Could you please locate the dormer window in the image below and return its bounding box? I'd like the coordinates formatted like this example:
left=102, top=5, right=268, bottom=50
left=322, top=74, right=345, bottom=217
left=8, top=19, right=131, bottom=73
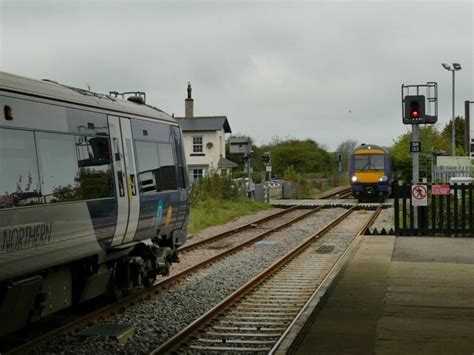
left=193, top=136, right=203, bottom=153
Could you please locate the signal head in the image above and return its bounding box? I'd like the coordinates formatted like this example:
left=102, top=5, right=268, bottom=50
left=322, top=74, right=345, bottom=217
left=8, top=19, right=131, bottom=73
left=404, top=95, right=425, bottom=124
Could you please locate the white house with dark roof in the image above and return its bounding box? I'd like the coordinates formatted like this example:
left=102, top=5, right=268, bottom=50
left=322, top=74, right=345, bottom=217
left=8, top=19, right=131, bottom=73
left=175, top=82, right=238, bottom=182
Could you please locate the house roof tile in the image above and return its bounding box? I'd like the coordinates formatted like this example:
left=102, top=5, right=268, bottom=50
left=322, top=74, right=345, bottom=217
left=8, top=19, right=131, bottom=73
left=175, top=116, right=232, bottom=133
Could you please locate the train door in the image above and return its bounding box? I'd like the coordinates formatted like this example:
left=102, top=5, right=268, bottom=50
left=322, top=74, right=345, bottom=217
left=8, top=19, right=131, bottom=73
left=119, top=117, right=140, bottom=244
left=172, top=127, right=188, bottom=229
left=108, top=115, right=140, bottom=246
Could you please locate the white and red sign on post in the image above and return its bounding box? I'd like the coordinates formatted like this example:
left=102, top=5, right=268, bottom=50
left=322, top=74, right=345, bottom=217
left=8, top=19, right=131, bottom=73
left=411, top=184, right=428, bottom=206
left=432, top=184, right=450, bottom=196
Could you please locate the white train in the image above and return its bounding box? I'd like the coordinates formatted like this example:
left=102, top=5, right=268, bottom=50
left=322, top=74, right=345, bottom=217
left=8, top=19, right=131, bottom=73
left=0, top=72, right=189, bottom=335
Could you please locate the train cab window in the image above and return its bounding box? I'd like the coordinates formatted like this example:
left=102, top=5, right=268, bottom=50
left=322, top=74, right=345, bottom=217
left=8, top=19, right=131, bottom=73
left=0, top=128, right=40, bottom=208
left=36, top=132, right=80, bottom=203
left=354, top=154, right=385, bottom=171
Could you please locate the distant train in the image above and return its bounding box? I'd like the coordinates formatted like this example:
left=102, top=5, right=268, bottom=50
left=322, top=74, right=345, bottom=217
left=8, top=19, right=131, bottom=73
left=0, top=72, right=189, bottom=335
left=349, top=144, right=391, bottom=202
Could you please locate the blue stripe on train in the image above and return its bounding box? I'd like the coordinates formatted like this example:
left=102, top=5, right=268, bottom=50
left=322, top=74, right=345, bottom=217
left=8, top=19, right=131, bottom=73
left=86, top=198, right=117, bottom=249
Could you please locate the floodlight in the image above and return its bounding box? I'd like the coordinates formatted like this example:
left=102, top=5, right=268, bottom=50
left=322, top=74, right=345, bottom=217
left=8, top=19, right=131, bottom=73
left=442, top=63, right=451, bottom=70
left=453, top=63, right=462, bottom=70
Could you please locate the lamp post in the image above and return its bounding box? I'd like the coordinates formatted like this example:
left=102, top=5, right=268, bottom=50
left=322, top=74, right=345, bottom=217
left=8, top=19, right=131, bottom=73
left=442, top=63, right=462, bottom=156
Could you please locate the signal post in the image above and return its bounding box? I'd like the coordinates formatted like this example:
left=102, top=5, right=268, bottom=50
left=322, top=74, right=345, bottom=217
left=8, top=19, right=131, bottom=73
left=401, top=82, right=438, bottom=228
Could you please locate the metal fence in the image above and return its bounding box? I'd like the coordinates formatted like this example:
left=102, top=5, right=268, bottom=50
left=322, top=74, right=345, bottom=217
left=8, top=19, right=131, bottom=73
left=433, top=165, right=472, bottom=182
left=394, top=184, right=474, bottom=237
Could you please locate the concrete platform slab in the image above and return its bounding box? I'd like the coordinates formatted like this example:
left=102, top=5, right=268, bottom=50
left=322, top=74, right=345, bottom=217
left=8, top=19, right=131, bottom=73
left=393, top=237, right=474, bottom=264
left=292, top=236, right=474, bottom=355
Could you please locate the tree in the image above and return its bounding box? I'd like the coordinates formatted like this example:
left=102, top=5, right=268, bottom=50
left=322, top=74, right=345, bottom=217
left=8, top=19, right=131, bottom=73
left=391, top=125, right=448, bottom=183
left=270, top=138, right=331, bottom=176
left=336, top=139, right=358, bottom=154
left=441, top=116, right=465, bottom=155
left=336, top=139, right=358, bottom=173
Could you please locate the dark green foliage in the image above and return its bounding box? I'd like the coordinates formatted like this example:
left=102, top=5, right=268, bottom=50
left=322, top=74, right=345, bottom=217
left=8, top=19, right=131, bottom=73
left=391, top=116, right=468, bottom=183
left=391, top=125, right=450, bottom=182
left=226, top=135, right=336, bottom=179
left=441, top=116, right=466, bottom=155
left=190, top=172, right=241, bottom=207
left=267, top=138, right=332, bottom=176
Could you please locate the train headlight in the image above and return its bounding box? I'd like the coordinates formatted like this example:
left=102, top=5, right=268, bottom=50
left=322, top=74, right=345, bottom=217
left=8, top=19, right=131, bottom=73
left=351, top=176, right=358, bottom=183
left=379, top=175, right=388, bottom=182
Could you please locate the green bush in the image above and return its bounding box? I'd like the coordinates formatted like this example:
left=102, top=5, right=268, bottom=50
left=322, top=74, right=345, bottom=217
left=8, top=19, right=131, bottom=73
left=190, top=172, right=241, bottom=207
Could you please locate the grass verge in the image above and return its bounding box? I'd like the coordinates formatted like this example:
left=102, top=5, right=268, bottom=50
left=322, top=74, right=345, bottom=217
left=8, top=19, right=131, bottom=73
left=188, top=197, right=271, bottom=235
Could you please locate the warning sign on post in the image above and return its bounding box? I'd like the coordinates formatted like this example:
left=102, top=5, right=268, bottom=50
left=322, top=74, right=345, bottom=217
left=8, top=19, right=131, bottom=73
left=432, top=184, right=450, bottom=195
left=411, top=184, right=428, bottom=206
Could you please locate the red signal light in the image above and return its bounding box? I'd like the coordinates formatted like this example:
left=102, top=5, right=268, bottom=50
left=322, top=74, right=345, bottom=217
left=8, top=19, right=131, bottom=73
left=411, top=110, right=420, bottom=118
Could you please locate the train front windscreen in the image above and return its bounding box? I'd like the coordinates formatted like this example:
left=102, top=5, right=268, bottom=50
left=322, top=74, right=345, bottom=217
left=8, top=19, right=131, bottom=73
left=354, top=154, right=385, bottom=171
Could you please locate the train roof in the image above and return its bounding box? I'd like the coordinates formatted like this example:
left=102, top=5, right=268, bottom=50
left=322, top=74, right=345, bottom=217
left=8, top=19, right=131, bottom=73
left=0, top=71, right=176, bottom=123
left=351, top=144, right=388, bottom=154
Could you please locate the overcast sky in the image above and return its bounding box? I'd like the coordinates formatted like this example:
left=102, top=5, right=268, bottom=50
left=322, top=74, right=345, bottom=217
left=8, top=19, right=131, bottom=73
left=1, top=0, right=473, bottom=150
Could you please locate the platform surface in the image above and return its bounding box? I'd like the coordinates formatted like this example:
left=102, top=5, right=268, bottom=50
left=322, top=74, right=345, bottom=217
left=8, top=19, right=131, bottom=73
left=295, top=236, right=474, bottom=355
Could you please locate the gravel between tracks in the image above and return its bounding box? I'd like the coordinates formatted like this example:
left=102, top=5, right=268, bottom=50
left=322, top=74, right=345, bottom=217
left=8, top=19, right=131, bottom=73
left=37, top=207, right=348, bottom=354
left=179, top=210, right=374, bottom=354
left=170, top=208, right=313, bottom=276
left=186, top=207, right=286, bottom=244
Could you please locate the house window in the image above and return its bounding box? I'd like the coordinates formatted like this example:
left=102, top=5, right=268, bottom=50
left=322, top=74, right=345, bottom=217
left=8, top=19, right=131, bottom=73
left=193, top=136, right=203, bottom=153
left=192, top=168, right=203, bottom=182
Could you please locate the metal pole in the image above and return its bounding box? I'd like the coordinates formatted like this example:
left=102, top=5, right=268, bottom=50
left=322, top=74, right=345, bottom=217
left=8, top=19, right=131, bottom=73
left=412, top=124, right=419, bottom=228
left=465, top=101, right=470, bottom=156
left=247, top=153, right=251, bottom=198
left=452, top=70, right=456, bottom=156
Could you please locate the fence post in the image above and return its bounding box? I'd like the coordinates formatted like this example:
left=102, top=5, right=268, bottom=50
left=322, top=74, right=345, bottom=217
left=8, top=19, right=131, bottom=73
left=439, top=195, right=444, bottom=235
left=394, top=184, right=400, bottom=235
left=470, top=184, right=473, bottom=236
left=446, top=191, right=451, bottom=236
left=454, top=184, right=458, bottom=237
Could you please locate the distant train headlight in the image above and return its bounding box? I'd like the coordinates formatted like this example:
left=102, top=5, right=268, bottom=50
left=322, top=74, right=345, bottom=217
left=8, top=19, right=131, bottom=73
left=379, top=175, right=388, bottom=182
left=351, top=176, right=358, bottom=182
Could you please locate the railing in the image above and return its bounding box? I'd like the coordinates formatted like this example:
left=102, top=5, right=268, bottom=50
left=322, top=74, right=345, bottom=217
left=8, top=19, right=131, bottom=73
left=394, top=183, right=473, bottom=237
left=433, top=165, right=472, bottom=182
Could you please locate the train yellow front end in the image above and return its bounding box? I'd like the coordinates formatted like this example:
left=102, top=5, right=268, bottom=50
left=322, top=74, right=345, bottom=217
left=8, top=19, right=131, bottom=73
left=349, top=144, right=391, bottom=202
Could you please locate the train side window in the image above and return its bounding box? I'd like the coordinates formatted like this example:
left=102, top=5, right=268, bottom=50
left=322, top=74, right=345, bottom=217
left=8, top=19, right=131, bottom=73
left=135, top=141, right=160, bottom=194
left=36, top=132, right=79, bottom=203
left=157, top=143, right=177, bottom=191
left=131, top=119, right=171, bottom=143
left=75, top=135, right=114, bottom=199
left=0, top=128, right=40, bottom=209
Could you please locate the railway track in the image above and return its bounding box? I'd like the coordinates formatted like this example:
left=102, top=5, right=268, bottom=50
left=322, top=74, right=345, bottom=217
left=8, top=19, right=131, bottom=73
left=153, top=204, right=381, bottom=354
left=4, top=205, right=333, bottom=354
left=179, top=205, right=299, bottom=252
left=319, top=186, right=352, bottom=199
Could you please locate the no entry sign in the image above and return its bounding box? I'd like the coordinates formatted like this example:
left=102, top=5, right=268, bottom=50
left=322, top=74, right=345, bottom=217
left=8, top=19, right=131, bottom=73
left=411, top=184, right=428, bottom=206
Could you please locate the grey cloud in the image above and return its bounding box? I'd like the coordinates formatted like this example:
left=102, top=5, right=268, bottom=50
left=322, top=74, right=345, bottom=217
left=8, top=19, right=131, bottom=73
left=1, top=0, right=472, bottom=150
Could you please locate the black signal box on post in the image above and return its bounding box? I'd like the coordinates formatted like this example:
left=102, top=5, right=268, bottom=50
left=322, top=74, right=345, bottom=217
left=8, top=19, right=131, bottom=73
left=401, top=83, right=438, bottom=125
left=403, top=95, right=425, bottom=124
left=261, top=152, right=271, bottom=164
